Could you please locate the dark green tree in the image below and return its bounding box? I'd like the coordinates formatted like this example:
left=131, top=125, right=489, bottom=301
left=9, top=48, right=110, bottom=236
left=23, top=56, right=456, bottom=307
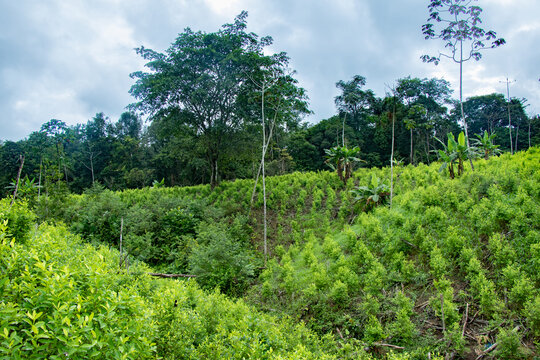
left=129, top=11, right=301, bottom=188
left=396, top=77, right=454, bottom=164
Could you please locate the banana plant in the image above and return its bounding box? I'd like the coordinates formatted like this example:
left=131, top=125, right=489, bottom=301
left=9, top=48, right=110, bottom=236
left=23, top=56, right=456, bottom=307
left=434, top=133, right=458, bottom=179
left=435, top=132, right=477, bottom=178
left=324, top=146, right=363, bottom=185
left=351, top=175, right=390, bottom=211
left=454, top=131, right=477, bottom=176
left=473, top=130, right=501, bottom=160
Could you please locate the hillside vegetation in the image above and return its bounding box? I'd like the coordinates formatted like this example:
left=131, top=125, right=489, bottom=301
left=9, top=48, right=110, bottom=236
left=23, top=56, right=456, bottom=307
left=1, top=199, right=367, bottom=359
left=4, top=148, right=539, bottom=358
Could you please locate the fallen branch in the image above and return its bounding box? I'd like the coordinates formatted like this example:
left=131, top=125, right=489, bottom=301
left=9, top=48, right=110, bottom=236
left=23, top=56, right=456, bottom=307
left=462, top=303, right=469, bottom=338
left=373, top=342, right=405, bottom=350
left=415, top=300, right=430, bottom=310
left=148, top=272, right=197, bottom=278
left=400, top=238, right=418, bottom=249
left=336, top=327, right=345, bottom=341
left=475, top=342, right=498, bottom=360
left=475, top=326, right=519, bottom=359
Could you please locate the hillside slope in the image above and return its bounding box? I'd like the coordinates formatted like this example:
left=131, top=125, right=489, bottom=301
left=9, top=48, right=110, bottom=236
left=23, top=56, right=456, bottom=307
left=1, top=199, right=369, bottom=359
left=33, top=148, right=540, bottom=358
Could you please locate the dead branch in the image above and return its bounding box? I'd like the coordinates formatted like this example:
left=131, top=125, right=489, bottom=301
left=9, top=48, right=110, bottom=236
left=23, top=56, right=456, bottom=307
left=336, top=327, right=345, bottom=340
left=10, top=155, right=25, bottom=206
left=373, top=342, right=405, bottom=350
left=462, top=303, right=469, bottom=338
left=148, top=272, right=197, bottom=278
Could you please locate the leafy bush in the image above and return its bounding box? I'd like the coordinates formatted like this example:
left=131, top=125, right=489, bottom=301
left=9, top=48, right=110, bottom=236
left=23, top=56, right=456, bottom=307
left=188, top=222, right=257, bottom=296
left=0, top=224, right=156, bottom=359
left=0, top=199, right=36, bottom=244
left=0, top=210, right=364, bottom=359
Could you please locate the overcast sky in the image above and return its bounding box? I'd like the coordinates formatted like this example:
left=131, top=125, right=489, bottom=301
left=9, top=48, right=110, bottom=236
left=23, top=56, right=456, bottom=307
left=1, top=0, right=539, bottom=141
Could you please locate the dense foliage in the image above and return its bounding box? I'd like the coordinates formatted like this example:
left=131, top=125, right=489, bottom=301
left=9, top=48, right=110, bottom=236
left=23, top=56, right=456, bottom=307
left=0, top=199, right=368, bottom=359
left=27, top=147, right=540, bottom=358
left=1, top=8, right=539, bottom=359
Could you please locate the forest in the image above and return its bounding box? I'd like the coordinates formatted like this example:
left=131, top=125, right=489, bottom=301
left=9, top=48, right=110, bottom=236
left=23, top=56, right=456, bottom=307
left=1, top=4, right=539, bottom=360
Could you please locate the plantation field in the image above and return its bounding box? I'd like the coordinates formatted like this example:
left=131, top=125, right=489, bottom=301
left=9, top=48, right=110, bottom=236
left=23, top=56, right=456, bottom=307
left=2, top=148, right=539, bottom=358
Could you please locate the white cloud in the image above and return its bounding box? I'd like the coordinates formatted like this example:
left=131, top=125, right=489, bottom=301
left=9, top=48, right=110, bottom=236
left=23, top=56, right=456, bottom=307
left=1, top=0, right=539, bottom=140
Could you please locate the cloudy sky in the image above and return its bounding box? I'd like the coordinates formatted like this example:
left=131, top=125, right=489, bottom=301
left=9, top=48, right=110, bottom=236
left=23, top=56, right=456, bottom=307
left=1, top=0, right=539, bottom=141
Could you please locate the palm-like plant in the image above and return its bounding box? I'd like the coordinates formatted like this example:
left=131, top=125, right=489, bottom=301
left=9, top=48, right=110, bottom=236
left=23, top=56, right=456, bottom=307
left=435, top=132, right=477, bottom=178
left=351, top=175, right=390, bottom=211
left=473, top=130, right=501, bottom=160
left=434, top=133, right=457, bottom=179
left=324, top=146, right=363, bottom=185
left=454, top=131, right=477, bottom=176
left=5, top=176, right=40, bottom=200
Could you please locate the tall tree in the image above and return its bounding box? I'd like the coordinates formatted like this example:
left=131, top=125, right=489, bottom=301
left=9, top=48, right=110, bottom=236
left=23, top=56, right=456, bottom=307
left=335, top=75, right=376, bottom=134
left=421, top=0, right=505, bottom=166
left=129, top=11, right=302, bottom=188
left=396, top=77, right=453, bottom=163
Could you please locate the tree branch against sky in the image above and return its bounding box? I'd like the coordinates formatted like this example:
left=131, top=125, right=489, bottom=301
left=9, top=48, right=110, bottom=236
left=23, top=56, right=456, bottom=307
left=421, top=0, right=505, bottom=165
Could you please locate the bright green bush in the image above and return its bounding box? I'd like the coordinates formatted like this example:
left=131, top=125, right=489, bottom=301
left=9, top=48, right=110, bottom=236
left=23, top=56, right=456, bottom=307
left=0, top=224, right=156, bottom=359
left=0, top=208, right=365, bottom=359
left=188, top=222, right=256, bottom=296
left=0, top=199, right=36, bottom=244
left=27, top=147, right=540, bottom=358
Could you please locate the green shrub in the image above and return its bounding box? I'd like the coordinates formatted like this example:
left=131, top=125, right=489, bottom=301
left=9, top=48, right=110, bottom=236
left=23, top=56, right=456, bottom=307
left=524, top=295, right=540, bottom=338
left=0, top=224, right=156, bottom=359
left=494, top=327, right=529, bottom=359
left=0, top=199, right=36, bottom=244
left=188, top=223, right=256, bottom=296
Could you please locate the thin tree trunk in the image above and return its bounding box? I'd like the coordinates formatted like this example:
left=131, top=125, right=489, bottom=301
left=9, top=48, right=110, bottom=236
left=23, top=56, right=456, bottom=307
left=410, top=128, right=413, bottom=164
left=261, top=84, right=268, bottom=266
left=528, top=120, right=531, bottom=149
left=119, top=217, right=124, bottom=268
left=90, top=153, right=95, bottom=184
left=514, top=125, right=519, bottom=152
left=506, top=80, right=513, bottom=154
left=250, top=112, right=277, bottom=205
left=38, top=158, right=42, bottom=200
left=210, top=157, right=218, bottom=189
left=426, top=131, right=431, bottom=164
left=390, top=97, right=396, bottom=208
left=64, top=161, right=68, bottom=183
left=459, top=40, right=475, bottom=171
left=342, top=113, right=346, bottom=147
left=10, top=155, right=25, bottom=206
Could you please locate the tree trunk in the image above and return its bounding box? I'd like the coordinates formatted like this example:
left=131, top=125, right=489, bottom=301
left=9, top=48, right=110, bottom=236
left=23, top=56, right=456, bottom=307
left=342, top=113, right=346, bottom=147
left=528, top=120, right=531, bottom=149
left=459, top=41, right=475, bottom=171
left=210, top=158, right=218, bottom=189
left=261, top=84, right=268, bottom=266
left=514, top=125, right=519, bottom=152
left=390, top=101, right=395, bottom=208
left=10, top=155, right=25, bottom=206
left=410, top=128, right=413, bottom=164
left=250, top=116, right=276, bottom=205
left=90, top=153, right=95, bottom=184
left=38, top=158, right=42, bottom=200
left=506, top=80, right=513, bottom=155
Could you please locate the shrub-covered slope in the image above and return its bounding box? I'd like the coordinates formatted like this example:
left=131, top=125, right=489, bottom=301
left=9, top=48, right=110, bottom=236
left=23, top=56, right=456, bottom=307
left=253, top=150, right=540, bottom=358
left=33, top=148, right=540, bottom=358
left=0, top=199, right=369, bottom=359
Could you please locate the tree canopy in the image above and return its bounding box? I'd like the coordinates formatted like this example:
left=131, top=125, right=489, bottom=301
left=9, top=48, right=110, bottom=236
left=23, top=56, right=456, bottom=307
left=129, top=11, right=308, bottom=187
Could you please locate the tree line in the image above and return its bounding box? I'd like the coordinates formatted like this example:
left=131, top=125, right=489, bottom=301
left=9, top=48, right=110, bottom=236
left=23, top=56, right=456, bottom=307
left=0, top=11, right=538, bottom=197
